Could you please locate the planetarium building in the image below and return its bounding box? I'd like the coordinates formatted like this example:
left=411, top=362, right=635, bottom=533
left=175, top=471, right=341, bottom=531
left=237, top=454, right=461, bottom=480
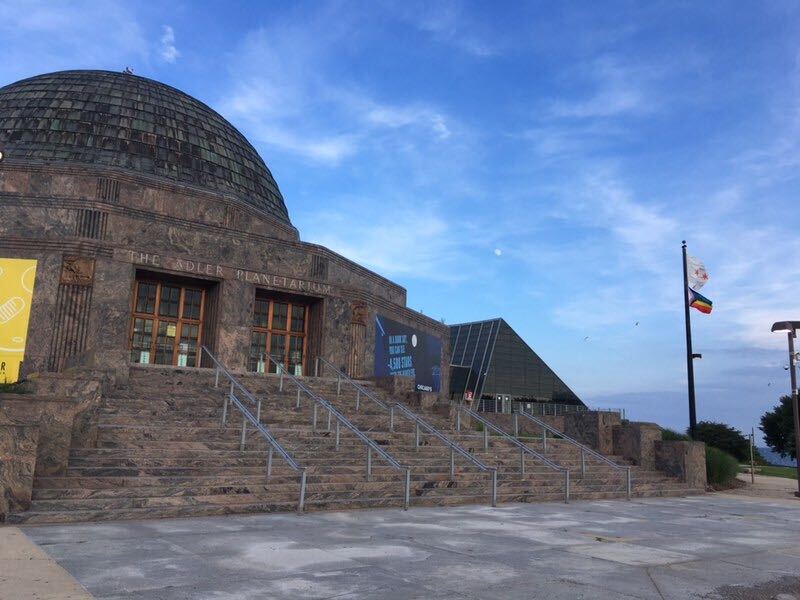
left=0, top=70, right=448, bottom=392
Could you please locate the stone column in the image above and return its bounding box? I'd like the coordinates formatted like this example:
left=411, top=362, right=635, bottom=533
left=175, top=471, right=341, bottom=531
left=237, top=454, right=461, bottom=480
left=215, top=278, right=253, bottom=371
left=0, top=422, right=39, bottom=519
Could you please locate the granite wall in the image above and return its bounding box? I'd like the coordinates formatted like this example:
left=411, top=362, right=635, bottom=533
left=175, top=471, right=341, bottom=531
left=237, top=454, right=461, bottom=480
left=0, top=422, right=39, bottom=520
left=563, top=412, right=622, bottom=455
left=0, top=161, right=449, bottom=394
left=612, top=422, right=662, bottom=470
left=655, top=440, right=707, bottom=489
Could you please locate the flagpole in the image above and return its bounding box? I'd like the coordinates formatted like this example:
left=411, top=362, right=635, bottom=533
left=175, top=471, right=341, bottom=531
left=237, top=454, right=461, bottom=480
left=682, top=241, right=698, bottom=438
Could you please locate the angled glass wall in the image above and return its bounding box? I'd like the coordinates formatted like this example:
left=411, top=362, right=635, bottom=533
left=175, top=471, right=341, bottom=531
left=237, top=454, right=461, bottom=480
left=448, top=318, right=583, bottom=411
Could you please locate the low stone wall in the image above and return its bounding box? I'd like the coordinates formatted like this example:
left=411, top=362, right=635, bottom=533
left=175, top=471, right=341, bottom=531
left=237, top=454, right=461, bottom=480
left=612, top=422, right=661, bottom=469
left=655, top=440, right=707, bottom=489
left=0, top=422, right=39, bottom=520
left=563, top=412, right=621, bottom=455
left=483, top=414, right=565, bottom=436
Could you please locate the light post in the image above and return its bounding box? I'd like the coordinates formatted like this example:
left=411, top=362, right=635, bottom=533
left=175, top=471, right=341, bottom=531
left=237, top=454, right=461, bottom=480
left=770, top=321, right=800, bottom=496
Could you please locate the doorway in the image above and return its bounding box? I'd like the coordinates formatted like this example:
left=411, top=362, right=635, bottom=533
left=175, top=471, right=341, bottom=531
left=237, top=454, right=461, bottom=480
left=129, top=279, right=206, bottom=367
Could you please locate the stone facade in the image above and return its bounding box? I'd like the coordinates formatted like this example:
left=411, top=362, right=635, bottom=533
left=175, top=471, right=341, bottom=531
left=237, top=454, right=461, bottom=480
left=0, top=73, right=449, bottom=396
left=655, top=440, right=707, bottom=489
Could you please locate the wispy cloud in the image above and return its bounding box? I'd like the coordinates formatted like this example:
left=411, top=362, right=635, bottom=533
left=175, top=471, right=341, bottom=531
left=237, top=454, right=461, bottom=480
left=0, top=0, right=147, bottom=81
left=159, top=25, right=179, bottom=63
left=218, top=22, right=455, bottom=164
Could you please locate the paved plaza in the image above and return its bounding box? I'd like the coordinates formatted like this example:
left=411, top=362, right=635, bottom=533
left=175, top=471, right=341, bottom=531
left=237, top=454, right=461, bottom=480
left=8, top=494, right=800, bottom=599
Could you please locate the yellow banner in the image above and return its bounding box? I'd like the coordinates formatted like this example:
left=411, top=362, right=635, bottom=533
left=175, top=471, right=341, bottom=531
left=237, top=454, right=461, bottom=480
left=0, top=259, right=38, bottom=383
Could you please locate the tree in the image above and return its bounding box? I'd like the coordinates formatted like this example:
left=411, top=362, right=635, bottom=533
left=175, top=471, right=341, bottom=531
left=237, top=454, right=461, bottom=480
left=689, top=421, right=751, bottom=462
left=760, top=396, right=796, bottom=460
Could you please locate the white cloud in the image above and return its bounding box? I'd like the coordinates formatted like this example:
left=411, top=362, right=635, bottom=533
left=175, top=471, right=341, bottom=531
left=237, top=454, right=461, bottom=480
left=391, top=1, right=499, bottom=58
left=218, top=22, right=455, bottom=164
left=160, top=25, right=179, bottom=64
left=0, top=1, right=148, bottom=82
left=548, top=56, right=653, bottom=119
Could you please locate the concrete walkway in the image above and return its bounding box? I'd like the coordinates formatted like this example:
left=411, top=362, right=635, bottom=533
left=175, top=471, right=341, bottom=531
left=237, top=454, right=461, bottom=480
left=731, top=473, right=799, bottom=499
left=14, top=495, right=800, bottom=599
left=0, top=527, right=92, bottom=600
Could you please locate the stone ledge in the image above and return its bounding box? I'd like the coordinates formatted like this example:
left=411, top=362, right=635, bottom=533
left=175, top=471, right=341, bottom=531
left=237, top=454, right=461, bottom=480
left=655, top=440, right=707, bottom=489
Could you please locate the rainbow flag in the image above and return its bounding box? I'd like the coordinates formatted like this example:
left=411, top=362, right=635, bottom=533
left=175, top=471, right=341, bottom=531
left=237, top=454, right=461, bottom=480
left=688, top=288, right=713, bottom=314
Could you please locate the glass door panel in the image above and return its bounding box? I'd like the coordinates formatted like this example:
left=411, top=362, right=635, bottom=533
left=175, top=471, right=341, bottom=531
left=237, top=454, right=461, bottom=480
left=250, top=297, right=309, bottom=374
left=130, top=281, right=204, bottom=367
left=155, top=321, right=177, bottom=364
left=130, top=318, right=153, bottom=363
left=269, top=333, right=286, bottom=373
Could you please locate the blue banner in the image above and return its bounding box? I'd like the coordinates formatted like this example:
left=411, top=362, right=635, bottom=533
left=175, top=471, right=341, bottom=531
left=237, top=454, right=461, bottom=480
left=374, top=315, right=442, bottom=392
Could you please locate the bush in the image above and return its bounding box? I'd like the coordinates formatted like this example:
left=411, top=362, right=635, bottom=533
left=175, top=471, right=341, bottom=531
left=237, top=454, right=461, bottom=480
left=661, top=428, right=689, bottom=441
left=706, top=446, right=739, bottom=488
left=691, top=421, right=752, bottom=462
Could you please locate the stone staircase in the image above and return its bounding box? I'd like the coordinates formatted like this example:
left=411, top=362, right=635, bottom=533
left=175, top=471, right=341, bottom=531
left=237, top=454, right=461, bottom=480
left=8, top=366, right=697, bottom=524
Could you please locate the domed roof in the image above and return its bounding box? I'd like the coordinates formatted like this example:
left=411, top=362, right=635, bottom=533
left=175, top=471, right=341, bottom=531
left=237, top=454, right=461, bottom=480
left=0, top=70, right=291, bottom=225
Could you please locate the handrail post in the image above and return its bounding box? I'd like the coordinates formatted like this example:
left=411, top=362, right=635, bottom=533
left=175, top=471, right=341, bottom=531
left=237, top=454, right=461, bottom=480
left=214, top=367, right=220, bottom=388
left=456, top=409, right=461, bottom=432
left=296, top=388, right=301, bottom=409
left=355, top=389, right=360, bottom=412
left=542, top=427, right=547, bottom=452
left=267, top=447, right=273, bottom=480
left=520, top=448, right=525, bottom=475
left=404, top=468, right=411, bottom=510
left=221, top=394, right=229, bottom=426
left=326, top=408, right=332, bottom=432
left=337, top=374, right=341, bottom=397
left=335, top=421, right=340, bottom=450
left=315, top=357, right=319, bottom=378
left=389, top=405, right=395, bottom=432
left=450, top=449, right=455, bottom=478
left=491, top=469, right=497, bottom=507
left=279, top=366, right=284, bottom=392
left=564, top=470, right=570, bottom=503
left=312, top=403, right=318, bottom=432
left=626, top=467, right=632, bottom=500
left=366, top=447, right=372, bottom=481
left=240, top=415, right=247, bottom=451
left=483, top=426, right=488, bottom=451
left=415, top=422, right=420, bottom=450
left=513, top=413, right=519, bottom=437
left=256, top=400, right=262, bottom=423
left=298, top=469, right=307, bottom=513
left=580, top=450, right=586, bottom=478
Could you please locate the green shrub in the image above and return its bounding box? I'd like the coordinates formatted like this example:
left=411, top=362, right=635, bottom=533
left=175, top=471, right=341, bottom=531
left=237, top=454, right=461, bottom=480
left=691, top=421, right=751, bottom=462
left=706, top=446, right=739, bottom=488
left=661, top=428, right=689, bottom=441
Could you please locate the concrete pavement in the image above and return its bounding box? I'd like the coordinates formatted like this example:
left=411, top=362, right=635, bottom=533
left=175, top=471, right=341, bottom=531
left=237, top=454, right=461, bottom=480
left=14, top=494, right=800, bottom=599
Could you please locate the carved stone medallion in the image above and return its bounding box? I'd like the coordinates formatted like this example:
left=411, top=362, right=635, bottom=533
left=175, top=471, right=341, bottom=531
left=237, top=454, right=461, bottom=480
left=60, top=256, right=96, bottom=286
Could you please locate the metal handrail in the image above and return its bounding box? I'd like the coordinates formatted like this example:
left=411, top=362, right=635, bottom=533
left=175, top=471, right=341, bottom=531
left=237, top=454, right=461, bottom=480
left=316, top=357, right=498, bottom=507
left=268, top=356, right=412, bottom=510
left=457, top=405, right=570, bottom=503
left=516, top=409, right=632, bottom=499
left=201, top=347, right=307, bottom=512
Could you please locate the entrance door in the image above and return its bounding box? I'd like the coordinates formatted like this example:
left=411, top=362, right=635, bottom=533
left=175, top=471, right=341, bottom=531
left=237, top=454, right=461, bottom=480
left=249, top=296, right=308, bottom=375
left=130, top=280, right=205, bottom=367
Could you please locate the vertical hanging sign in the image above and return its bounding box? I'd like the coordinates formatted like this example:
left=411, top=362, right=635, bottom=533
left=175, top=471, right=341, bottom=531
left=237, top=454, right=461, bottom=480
left=0, top=258, right=38, bottom=383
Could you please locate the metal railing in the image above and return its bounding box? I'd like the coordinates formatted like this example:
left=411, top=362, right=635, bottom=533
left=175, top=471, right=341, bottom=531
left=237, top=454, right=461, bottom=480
left=456, top=405, right=570, bottom=503
left=476, top=399, right=625, bottom=419
left=316, top=357, right=499, bottom=507
left=516, top=409, right=632, bottom=499
left=270, top=356, right=412, bottom=510
left=201, top=347, right=307, bottom=512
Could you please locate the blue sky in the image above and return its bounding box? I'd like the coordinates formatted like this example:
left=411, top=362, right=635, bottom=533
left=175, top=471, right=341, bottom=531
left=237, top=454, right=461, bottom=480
left=2, top=1, right=800, bottom=441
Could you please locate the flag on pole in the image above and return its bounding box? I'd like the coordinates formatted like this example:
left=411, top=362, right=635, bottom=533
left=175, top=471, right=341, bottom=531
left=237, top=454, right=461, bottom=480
left=686, top=255, right=710, bottom=290
left=688, top=288, right=713, bottom=314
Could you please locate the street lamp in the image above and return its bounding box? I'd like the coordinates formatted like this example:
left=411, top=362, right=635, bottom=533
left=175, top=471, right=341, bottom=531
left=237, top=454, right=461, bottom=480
left=770, top=321, right=800, bottom=496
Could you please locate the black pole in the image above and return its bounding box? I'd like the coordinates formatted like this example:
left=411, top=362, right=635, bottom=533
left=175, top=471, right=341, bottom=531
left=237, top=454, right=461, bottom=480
left=787, top=331, right=800, bottom=496
left=682, top=241, right=697, bottom=438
